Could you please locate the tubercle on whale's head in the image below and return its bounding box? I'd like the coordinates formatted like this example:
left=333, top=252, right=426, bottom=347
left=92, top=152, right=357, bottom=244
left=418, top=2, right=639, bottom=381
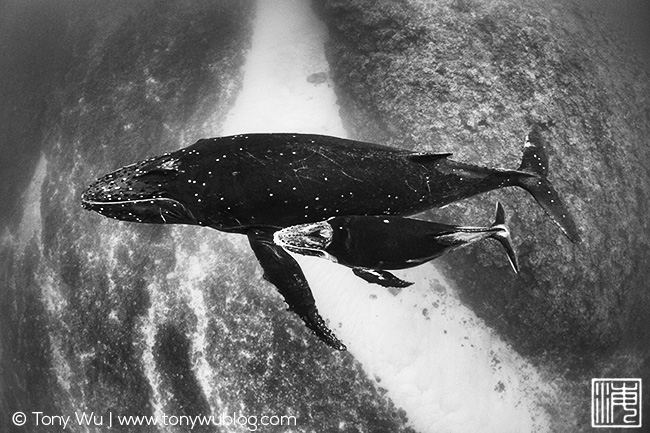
left=273, top=221, right=337, bottom=261
left=80, top=153, right=200, bottom=225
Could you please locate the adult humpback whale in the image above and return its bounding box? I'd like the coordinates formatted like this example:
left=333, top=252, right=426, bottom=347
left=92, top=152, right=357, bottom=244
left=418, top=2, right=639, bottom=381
left=81, top=126, right=579, bottom=350
left=273, top=202, right=519, bottom=289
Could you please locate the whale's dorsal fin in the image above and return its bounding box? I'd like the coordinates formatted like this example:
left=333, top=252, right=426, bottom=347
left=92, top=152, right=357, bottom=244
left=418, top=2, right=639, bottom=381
left=407, top=153, right=453, bottom=164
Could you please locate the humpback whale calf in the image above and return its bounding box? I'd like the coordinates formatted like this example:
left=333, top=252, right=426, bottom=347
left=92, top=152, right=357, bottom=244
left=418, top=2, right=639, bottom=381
left=274, top=202, right=519, bottom=288
left=81, top=125, right=579, bottom=350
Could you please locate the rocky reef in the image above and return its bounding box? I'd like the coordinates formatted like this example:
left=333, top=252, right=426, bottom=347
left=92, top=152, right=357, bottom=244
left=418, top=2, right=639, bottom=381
left=316, top=0, right=650, bottom=397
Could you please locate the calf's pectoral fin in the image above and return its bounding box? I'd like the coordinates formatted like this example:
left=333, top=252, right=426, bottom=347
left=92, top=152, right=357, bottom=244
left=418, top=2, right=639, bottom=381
left=247, top=228, right=346, bottom=351
left=352, top=268, right=414, bottom=288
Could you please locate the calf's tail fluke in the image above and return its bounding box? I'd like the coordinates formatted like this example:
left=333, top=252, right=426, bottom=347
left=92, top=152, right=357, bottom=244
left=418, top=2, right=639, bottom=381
left=490, top=202, right=519, bottom=273
left=514, top=125, right=581, bottom=243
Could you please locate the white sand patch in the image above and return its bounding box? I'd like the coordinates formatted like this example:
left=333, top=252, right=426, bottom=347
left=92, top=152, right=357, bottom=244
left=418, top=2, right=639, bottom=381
left=221, top=0, right=346, bottom=137
left=296, top=255, right=554, bottom=433
left=215, top=0, right=557, bottom=431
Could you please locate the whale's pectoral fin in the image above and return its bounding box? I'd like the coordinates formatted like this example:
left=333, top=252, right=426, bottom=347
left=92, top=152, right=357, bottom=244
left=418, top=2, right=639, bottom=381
left=352, top=268, right=413, bottom=288
left=247, top=228, right=346, bottom=351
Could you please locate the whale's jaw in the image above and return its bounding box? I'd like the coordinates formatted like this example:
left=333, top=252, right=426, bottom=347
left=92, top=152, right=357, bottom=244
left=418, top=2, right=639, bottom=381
left=81, top=196, right=197, bottom=225
left=81, top=154, right=198, bottom=225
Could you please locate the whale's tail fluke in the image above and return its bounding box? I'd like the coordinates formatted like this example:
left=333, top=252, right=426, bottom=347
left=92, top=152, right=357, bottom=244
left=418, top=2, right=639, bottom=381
left=489, top=202, right=519, bottom=273
left=513, top=125, right=581, bottom=243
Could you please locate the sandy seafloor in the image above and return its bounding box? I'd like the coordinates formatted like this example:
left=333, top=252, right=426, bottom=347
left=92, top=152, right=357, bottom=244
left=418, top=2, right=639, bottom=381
left=1, top=0, right=649, bottom=432
left=223, top=1, right=560, bottom=432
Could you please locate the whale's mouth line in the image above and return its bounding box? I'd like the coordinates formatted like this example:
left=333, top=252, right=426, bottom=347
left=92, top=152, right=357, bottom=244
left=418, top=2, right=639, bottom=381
left=81, top=196, right=198, bottom=224
left=81, top=197, right=175, bottom=206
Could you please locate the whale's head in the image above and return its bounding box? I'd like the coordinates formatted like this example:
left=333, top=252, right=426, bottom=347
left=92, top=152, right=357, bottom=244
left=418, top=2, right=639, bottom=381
left=273, top=221, right=337, bottom=261
left=81, top=153, right=199, bottom=225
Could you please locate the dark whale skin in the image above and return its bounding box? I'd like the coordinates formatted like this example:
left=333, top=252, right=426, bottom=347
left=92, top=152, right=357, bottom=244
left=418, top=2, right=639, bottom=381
left=81, top=129, right=578, bottom=350
left=81, top=134, right=478, bottom=231
left=81, top=132, right=578, bottom=239
left=274, top=202, right=519, bottom=287
left=326, top=216, right=498, bottom=270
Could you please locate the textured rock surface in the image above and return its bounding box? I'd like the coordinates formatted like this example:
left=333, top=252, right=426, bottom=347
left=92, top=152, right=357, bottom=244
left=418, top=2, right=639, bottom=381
left=315, top=0, right=650, bottom=383
left=3, top=0, right=649, bottom=431
left=1, top=1, right=416, bottom=432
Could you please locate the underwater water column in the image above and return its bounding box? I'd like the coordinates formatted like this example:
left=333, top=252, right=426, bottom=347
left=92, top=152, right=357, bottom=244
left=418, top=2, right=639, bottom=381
left=219, top=0, right=557, bottom=432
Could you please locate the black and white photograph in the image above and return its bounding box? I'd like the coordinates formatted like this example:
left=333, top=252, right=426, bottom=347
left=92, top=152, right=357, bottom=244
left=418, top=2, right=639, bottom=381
left=1, top=0, right=649, bottom=431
